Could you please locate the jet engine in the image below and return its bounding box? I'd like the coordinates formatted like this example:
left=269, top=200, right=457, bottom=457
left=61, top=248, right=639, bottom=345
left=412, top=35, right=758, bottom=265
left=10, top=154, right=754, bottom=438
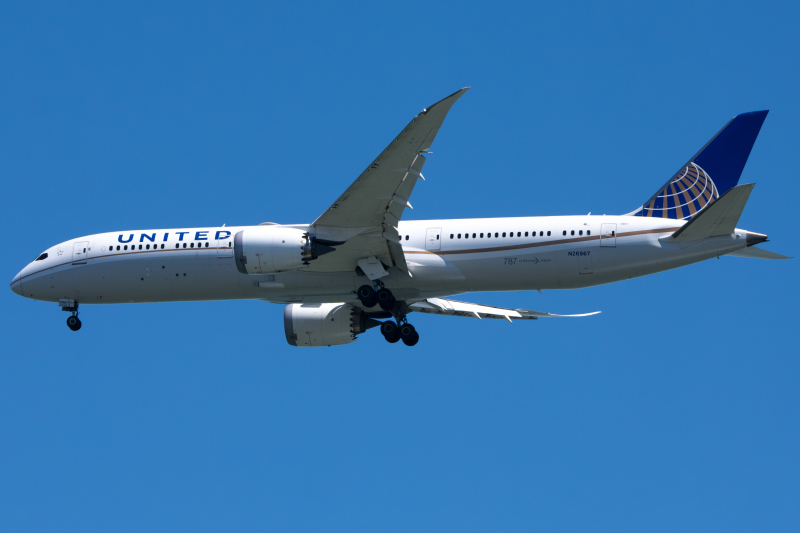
left=284, top=303, right=382, bottom=347
left=234, top=227, right=338, bottom=274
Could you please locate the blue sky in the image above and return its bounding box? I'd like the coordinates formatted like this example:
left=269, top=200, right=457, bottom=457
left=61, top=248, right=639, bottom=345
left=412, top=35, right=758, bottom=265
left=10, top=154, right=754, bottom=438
left=1, top=1, right=798, bottom=531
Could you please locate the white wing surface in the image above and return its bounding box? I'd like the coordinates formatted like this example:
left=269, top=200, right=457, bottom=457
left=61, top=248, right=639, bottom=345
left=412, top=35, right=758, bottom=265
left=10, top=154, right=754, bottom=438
left=409, top=298, right=600, bottom=323
left=307, top=88, right=469, bottom=275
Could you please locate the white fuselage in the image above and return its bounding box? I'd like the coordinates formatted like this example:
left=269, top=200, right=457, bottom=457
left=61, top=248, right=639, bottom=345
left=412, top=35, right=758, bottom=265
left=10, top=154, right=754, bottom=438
left=10, top=215, right=750, bottom=306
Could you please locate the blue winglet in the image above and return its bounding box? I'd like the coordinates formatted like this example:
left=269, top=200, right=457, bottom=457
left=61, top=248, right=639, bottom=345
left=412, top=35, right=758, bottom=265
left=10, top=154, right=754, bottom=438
left=631, top=110, right=768, bottom=220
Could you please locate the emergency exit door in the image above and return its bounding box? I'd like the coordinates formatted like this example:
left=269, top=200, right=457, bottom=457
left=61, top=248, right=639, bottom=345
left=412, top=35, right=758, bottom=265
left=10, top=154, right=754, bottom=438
left=600, top=224, right=617, bottom=247
left=425, top=228, right=441, bottom=250
left=72, top=241, right=89, bottom=264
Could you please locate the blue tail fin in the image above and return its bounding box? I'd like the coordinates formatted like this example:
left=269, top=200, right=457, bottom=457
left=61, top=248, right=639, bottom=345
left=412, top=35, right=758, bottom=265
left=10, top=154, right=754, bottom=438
left=629, top=110, right=768, bottom=220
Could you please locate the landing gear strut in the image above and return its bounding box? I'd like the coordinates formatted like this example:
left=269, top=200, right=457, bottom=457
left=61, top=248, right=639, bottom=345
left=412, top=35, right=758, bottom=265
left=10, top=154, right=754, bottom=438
left=60, top=299, right=81, bottom=331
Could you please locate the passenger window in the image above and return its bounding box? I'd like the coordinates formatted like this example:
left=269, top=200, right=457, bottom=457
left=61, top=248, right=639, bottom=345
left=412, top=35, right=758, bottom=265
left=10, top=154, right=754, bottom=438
left=563, top=231, right=566, bottom=236
left=146, top=244, right=150, bottom=250
left=191, top=242, right=195, bottom=248
left=183, top=243, right=187, bottom=248
left=450, top=234, right=454, bottom=239
left=124, top=245, right=128, bottom=250
left=161, top=244, right=165, bottom=249
left=502, top=232, right=506, bottom=237
left=571, top=230, right=575, bottom=236
left=509, top=232, right=513, bottom=238
left=579, top=230, right=583, bottom=236
left=465, top=233, right=469, bottom=239
left=517, top=232, right=521, bottom=237
left=540, top=231, right=544, bottom=236
left=495, top=232, right=499, bottom=238
left=472, top=233, right=476, bottom=238
left=587, top=230, right=591, bottom=236
left=547, top=231, right=551, bottom=236
left=176, top=244, right=180, bottom=249
left=116, top=245, right=120, bottom=251
left=458, top=234, right=461, bottom=239
left=405, top=235, right=409, bottom=240
left=206, top=242, right=209, bottom=247
left=525, top=232, right=528, bottom=237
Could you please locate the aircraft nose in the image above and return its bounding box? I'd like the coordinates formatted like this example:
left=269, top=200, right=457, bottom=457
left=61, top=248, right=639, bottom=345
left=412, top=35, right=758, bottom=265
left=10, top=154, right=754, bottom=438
left=10, top=272, right=23, bottom=296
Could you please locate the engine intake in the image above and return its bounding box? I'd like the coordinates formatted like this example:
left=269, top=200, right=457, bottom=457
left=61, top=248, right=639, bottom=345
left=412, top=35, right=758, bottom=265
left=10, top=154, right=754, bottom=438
left=284, top=303, right=381, bottom=347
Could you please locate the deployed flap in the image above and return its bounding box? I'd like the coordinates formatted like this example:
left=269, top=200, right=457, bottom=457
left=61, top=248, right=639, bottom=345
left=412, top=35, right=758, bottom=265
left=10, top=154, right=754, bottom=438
left=409, top=298, right=600, bottom=322
left=667, top=184, right=755, bottom=243
left=726, top=247, right=792, bottom=260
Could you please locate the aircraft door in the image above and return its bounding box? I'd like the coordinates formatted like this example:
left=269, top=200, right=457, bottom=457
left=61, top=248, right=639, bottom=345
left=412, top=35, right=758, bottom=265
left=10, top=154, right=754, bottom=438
left=600, top=224, right=616, bottom=247
left=217, top=235, right=233, bottom=258
left=72, top=241, right=89, bottom=264
left=425, top=228, right=441, bottom=251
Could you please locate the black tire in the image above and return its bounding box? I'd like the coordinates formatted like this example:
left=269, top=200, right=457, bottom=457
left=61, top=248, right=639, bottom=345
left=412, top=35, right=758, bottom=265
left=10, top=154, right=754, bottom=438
left=66, top=316, right=82, bottom=331
left=399, top=323, right=416, bottom=339
left=380, top=321, right=398, bottom=338
left=357, top=285, right=378, bottom=308
left=402, top=331, right=419, bottom=347
left=377, top=288, right=396, bottom=311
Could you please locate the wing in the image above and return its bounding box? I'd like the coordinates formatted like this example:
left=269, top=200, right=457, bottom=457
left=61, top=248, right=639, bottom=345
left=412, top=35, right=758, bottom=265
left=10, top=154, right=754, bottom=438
left=409, top=298, right=601, bottom=323
left=307, top=88, right=469, bottom=275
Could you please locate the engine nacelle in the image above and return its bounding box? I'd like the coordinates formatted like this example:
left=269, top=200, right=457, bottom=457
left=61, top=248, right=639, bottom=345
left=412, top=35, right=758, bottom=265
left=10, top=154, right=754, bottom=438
left=234, top=227, right=309, bottom=274
left=284, top=303, right=381, bottom=347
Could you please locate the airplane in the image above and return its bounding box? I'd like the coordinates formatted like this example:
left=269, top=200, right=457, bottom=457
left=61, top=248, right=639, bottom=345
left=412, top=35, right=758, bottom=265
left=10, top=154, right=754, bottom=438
left=9, top=88, right=790, bottom=347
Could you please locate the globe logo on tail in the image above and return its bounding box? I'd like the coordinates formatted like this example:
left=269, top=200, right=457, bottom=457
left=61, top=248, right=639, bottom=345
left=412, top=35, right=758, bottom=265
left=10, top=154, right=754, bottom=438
left=635, top=163, right=718, bottom=220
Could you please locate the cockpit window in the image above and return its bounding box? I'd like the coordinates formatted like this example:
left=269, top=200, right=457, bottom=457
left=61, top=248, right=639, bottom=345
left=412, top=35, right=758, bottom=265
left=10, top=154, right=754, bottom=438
left=34, top=253, right=48, bottom=261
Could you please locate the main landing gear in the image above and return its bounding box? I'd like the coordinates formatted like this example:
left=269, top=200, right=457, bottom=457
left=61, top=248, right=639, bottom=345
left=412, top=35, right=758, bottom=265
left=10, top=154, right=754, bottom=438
left=357, top=283, right=419, bottom=346
left=60, top=299, right=82, bottom=331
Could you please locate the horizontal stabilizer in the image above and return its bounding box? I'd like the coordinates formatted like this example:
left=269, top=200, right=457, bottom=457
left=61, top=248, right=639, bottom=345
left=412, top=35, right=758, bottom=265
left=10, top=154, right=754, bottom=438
left=726, top=247, right=792, bottom=260
left=409, top=298, right=600, bottom=322
left=667, top=183, right=754, bottom=243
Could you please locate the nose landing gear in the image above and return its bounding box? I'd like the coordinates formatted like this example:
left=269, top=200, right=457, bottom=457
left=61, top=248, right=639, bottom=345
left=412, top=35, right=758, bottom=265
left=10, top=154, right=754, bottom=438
left=60, top=299, right=81, bottom=331
left=66, top=315, right=82, bottom=331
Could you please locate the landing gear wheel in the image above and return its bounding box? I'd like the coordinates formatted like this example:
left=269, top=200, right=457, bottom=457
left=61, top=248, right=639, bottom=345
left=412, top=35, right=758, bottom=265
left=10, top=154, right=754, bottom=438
left=357, top=285, right=378, bottom=308
left=66, top=316, right=82, bottom=331
left=380, top=320, right=398, bottom=337
left=400, top=323, right=418, bottom=346
left=380, top=321, right=401, bottom=343
left=377, top=288, right=396, bottom=311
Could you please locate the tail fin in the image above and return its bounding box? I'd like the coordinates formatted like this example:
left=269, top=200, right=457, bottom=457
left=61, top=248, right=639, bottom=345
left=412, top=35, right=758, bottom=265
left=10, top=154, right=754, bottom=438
left=628, top=110, right=768, bottom=220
